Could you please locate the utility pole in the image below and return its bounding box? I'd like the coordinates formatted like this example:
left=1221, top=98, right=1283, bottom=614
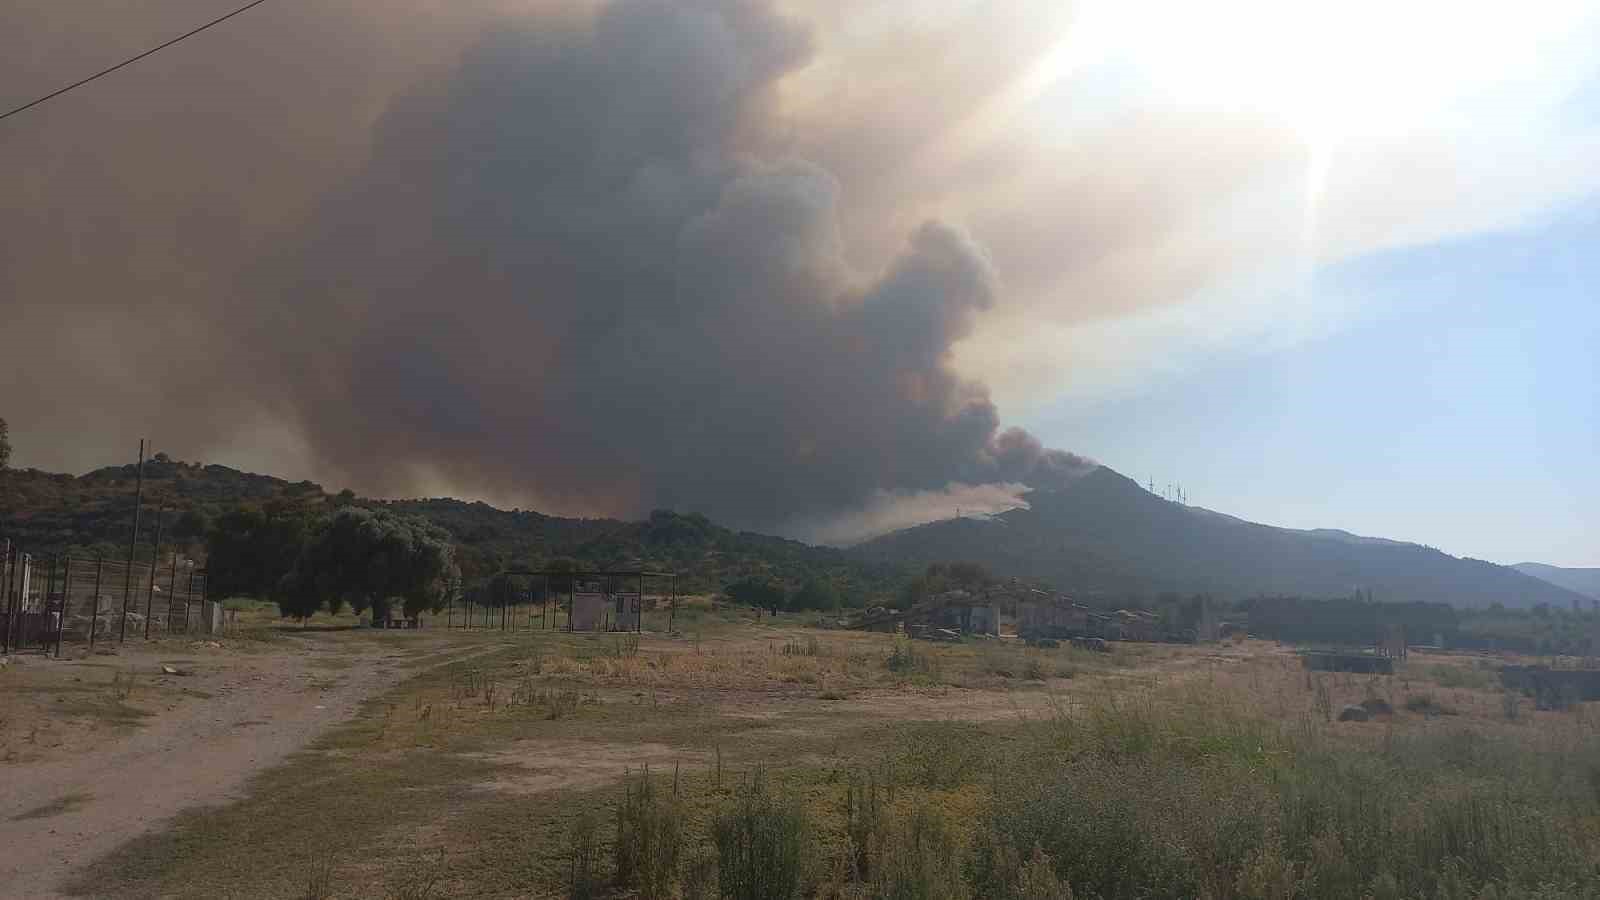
left=119, top=440, right=146, bottom=643
left=144, top=498, right=166, bottom=639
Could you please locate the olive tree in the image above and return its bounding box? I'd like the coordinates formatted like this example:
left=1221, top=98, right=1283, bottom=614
left=277, top=507, right=456, bottom=622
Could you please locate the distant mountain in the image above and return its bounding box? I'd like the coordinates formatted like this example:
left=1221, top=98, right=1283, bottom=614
left=854, top=466, right=1586, bottom=610
left=1513, top=563, right=1600, bottom=602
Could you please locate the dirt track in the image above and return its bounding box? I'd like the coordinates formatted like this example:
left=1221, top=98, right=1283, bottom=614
left=0, top=635, right=480, bottom=899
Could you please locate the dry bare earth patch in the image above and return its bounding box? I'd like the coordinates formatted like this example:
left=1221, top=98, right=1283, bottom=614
left=0, top=626, right=499, bottom=899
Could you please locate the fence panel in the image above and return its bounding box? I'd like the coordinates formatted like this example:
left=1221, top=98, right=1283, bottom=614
left=0, top=538, right=211, bottom=655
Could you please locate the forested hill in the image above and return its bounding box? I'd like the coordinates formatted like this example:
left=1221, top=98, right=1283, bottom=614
left=853, top=465, right=1587, bottom=610
left=381, top=499, right=900, bottom=593
left=0, top=458, right=326, bottom=556
left=0, top=460, right=903, bottom=596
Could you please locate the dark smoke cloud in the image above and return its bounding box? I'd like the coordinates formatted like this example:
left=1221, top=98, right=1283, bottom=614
left=2, top=0, right=1093, bottom=536
left=245, top=0, right=1090, bottom=529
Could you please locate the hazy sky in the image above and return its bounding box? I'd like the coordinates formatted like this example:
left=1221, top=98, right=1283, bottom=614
left=2, top=0, right=1596, bottom=562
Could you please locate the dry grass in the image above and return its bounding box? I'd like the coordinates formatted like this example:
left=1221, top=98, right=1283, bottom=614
left=58, top=626, right=1600, bottom=899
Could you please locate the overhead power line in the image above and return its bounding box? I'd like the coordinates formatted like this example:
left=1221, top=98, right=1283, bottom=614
left=0, top=0, right=276, bottom=124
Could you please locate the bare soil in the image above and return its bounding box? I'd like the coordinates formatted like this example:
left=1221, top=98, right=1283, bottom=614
left=0, top=633, right=483, bottom=899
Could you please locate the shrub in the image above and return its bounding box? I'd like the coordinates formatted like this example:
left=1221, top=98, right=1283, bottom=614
left=614, top=769, right=683, bottom=899
left=895, top=724, right=988, bottom=790
left=682, top=846, right=717, bottom=900
left=845, top=769, right=888, bottom=879
left=980, top=845, right=1076, bottom=900
left=871, top=802, right=966, bottom=900
left=302, top=856, right=335, bottom=900
left=1023, top=654, right=1049, bottom=681
left=713, top=771, right=809, bottom=900
left=886, top=640, right=940, bottom=680
left=1404, top=694, right=1460, bottom=717
left=1502, top=691, right=1521, bottom=721
left=568, top=813, right=602, bottom=900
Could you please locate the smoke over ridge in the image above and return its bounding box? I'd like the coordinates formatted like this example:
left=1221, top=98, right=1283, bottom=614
left=3, top=0, right=1093, bottom=535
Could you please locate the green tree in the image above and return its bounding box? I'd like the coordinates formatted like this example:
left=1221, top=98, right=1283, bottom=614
left=725, top=575, right=786, bottom=614
left=277, top=507, right=456, bottom=621
left=789, top=577, right=841, bottom=612
left=544, top=557, right=577, bottom=594
left=205, top=505, right=312, bottom=599
left=172, top=509, right=210, bottom=542
left=0, top=417, right=10, bottom=469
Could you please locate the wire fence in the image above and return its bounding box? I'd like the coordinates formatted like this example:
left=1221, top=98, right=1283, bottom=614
left=0, top=538, right=212, bottom=657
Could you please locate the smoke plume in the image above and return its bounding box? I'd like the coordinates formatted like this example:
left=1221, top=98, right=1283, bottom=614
left=2, top=0, right=1092, bottom=535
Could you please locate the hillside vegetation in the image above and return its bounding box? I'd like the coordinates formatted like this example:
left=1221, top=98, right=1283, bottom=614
left=0, top=460, right=904, bottom=599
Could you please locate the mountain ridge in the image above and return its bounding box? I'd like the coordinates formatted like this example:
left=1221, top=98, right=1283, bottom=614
left=5, top=458, right=1581, bottom=609
left=1512, top=562, right=1600, bottom=601
left=853, top=466, right=1585, bottom=609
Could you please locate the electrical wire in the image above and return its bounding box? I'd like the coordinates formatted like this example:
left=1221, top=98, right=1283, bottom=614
left=0, top=0, right=275, bottom=123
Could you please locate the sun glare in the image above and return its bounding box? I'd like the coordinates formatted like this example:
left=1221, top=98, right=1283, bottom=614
left=1068, top=0, right=1581, bottom=144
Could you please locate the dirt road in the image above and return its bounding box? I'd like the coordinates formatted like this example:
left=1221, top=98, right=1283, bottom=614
left=0, top=635, right=479, bottom=899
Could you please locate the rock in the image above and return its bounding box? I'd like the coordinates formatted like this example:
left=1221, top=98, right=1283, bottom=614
left=1338, top=704, right=1371, bottom=722
left=161, top=665, right=191, bottom=676
left=1359, top=697, right=1393, bottom=716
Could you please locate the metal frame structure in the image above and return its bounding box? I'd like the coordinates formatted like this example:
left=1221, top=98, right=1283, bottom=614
left=450, top=568, right=680, bottom=633
left=0, top=540, right=211, bottom=656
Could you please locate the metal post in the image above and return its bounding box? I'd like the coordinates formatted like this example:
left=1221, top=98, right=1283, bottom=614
left=56, top=555, right=71, bottom=658
left=4, top=544, right=19, bottom=654
left=42, top=553, right=57, bottom=653
left=669, top=574, right=676, bottom=633
left=120, top=439, right=147, bottom=643
left=145, top=500, right=166, bottom=640
left=0, top=540, right=9, bottom=655
left=167, top=549, right=179, bottom=637
left=89, top=555, right=104, bottom=651
left=639, top=573, right=644, bottom=634
left=184, top=564, right=195, bottom=633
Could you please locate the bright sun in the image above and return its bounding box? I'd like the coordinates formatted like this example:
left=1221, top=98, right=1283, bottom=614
left=1055, top=0, right=1582, bottom=144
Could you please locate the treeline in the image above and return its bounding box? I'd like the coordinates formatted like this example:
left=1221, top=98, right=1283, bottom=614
left=1244, top=594, right=1459, bottom=646
left=207, top=503, right=457, bottom=622
left=1242, top=593, right=1600, bottom=655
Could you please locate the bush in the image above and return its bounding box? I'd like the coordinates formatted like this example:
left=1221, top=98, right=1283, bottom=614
left=845, top=769, right=888, bottom=880
left=1404, top=694, right=1460, bottom=717
left=713, top=771, right=809, bottom=900
left=895, top=724, right=988, bottom=790
left=614, top=769, right=683, bottom=899
left=871, top=802, right=966, bottom=900
left=886, top=640, right=940, bottom=680
left=682, top=846, right=717, bottom=900
left=567, top=813, right=602, bottom=900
